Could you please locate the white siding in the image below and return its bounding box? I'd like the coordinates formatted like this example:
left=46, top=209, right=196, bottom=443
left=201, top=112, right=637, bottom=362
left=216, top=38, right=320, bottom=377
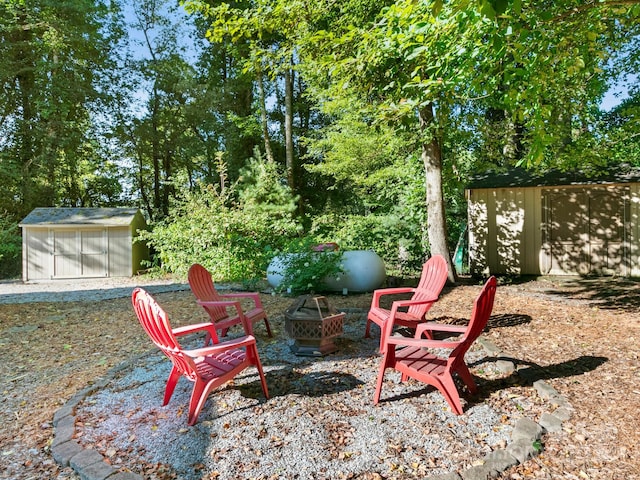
left=24, top=228, right=51, bottom=281
left=631, top=184, right=640, bottom=277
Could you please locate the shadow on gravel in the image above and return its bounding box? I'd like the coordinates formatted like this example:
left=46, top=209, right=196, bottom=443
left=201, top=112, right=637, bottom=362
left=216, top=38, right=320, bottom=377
left=238, top=367, right=365, bottom=399
left=469, top=355, right=609, bottom=407
left=413, top=314, right=532, bottom=340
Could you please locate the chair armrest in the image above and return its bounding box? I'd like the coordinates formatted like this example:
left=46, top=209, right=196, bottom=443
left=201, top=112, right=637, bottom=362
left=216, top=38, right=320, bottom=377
left=197, top=299, right=244, bottom=316
left=172, top=322, right=219, bottom=337
left=220, top=292, right=264, bottom=309
left=184, top=335, right=257, bottom=357
left=386, top=335, right=461, bottom=350
left=377, top=296, right=440, bottom=353
left=391, top=297, right=438, bottom=309
left=370, top=287, right=416, bottom=308
left=414, top=322, right=467, bottom=339
left=197, top=300, right=253, bottom=334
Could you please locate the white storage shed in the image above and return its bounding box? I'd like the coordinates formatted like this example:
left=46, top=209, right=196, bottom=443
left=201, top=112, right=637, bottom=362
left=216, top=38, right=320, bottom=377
left=20, top=208, right=148, bottom=281
left=466, top=167, right=640, bottom=277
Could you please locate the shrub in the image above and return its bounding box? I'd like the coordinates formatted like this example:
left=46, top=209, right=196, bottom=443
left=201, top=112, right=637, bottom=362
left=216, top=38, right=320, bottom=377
left=272, top=237, right=344, bottom=295
left=310, top=212, right=427, bottom=276
left=141, top=154, right=301, bottom=281
left=0, top=215, right=21, bottom=279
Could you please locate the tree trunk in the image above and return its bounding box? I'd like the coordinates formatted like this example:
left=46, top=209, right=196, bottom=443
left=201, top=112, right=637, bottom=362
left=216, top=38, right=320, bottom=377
left=257, top=70, right=275, bottom=163
left=284, top=66, right=295, bottom=192
left=419, top=104, right=457, bottom=283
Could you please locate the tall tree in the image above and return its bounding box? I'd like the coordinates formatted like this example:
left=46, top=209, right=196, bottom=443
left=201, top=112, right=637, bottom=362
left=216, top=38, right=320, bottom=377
left=122, top=0, right=207, bottom=220
left=0, top=0, right=125, bottom=218
left=302, top=0, right=640, bottom=281
left=183, top=0, right=320, bottom=209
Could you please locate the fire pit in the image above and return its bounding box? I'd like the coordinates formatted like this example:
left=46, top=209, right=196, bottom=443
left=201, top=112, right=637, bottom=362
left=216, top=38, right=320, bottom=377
left=284, top=295, right=345, bottom=356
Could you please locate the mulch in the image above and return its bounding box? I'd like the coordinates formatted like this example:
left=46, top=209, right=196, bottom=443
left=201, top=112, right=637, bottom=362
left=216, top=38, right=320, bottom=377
left=1, top=276, right=639, bottom=479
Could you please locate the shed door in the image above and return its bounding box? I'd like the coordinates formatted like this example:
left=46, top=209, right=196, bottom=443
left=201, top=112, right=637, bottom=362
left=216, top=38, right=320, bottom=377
left=588, top=189, right=628, bottom=275
left=52, top=229, right=108, bottom=278
left=543, top=186, right=629, bottom=275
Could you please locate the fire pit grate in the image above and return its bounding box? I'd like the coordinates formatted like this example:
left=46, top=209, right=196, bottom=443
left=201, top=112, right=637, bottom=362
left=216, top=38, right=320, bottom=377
left=284, top=295, right=345, bottom=356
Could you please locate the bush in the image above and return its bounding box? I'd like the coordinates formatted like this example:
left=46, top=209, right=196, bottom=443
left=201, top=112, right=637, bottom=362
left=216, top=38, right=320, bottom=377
left=141, top=155, right=302, bottom=282
left=310, top=212, right=428, bottom=276
left=0, top=215, right=21, bottom=279
left=272, top=238, right=344, bottom=295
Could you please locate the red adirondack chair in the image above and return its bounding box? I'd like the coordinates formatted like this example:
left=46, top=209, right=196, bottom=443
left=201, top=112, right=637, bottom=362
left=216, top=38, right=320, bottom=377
left=131, top=287, right=269, bottom=426
left=373, top=276, right=497, bottom=415
left=188, top=263, right=272, bottom=340
left=365, top=255, right=448, bottom=352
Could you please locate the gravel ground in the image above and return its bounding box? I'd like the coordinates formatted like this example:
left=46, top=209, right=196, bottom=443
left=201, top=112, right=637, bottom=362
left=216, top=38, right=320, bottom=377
left=75, top=311, right=516, bottom=480
left=0, top=277, right=190, bottom=304
left=0, top=276, right=561, bottom=479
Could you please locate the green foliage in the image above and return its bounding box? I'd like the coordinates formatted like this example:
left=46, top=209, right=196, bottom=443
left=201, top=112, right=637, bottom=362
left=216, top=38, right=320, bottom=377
left=0, top=214, right=21, bottom=278
left=238, top=148, right=300, bottom=218
left=273, top=237, right=344, bottom=295
left=141, top=155, right=301, bottom=281
left=310, top=212, right=427, bottom=277
left=0, top=0, right=125, bottom=219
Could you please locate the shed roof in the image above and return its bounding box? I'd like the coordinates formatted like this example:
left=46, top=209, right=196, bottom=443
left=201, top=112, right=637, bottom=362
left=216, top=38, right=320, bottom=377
left=20, top=208, right=142, bottom=227
left=467, top=166, right=640, bottom=190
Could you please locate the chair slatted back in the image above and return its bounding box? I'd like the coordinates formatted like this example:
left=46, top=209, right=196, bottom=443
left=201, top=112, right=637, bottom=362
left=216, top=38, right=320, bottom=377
left=448, top=276, right=497, bottom=368
left=132, top=288, right=199, bottom=381
left=408, top=255, right=448, bottom=318
left=188, top=263, right=228, bottom=323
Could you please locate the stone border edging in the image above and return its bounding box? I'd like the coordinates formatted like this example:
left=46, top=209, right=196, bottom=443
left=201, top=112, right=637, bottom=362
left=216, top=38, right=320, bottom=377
left=51, top=354, right=149, bottom=480
left=51, top=337, right=572, bottom=480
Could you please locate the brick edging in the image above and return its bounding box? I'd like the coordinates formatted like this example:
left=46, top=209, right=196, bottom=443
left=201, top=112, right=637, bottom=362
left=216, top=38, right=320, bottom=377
left=51, top=355, right=149, bottom=480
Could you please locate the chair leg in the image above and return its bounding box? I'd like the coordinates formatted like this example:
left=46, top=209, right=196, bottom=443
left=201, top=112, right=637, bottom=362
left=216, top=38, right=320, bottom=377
left=373, top=352, right=393, bottom=404
left=438, top=375, right=464, bottom=415
left=163, top=366, right=181, bottom=406
left=263, top=317, right=273, bottom=337
left=187, top=379, right=215, bottom=426
left=454, top=364, right=478, bottom=394
left=364, top=318, right=372, bottom=338
left=250, top=346, right=269, bottom=398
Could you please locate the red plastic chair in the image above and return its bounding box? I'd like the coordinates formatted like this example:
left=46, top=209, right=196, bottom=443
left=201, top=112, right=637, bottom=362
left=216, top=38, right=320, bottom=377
left=373, top=276, right=497, bottom=415
left=131, top=287, right=269, bottom=426
left=188, top=263, right=272, bottom=340
left=365, top=255, right=448, bottom=352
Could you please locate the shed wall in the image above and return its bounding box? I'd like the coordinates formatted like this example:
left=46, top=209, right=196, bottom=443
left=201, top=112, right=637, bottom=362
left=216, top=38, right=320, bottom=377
left=108, top=227, right=132, bottom=277
left=632, top=183, right=640, bottom=277
left=468, top=187, right=543, bottom=275
left=130, top=211, right=149, bottom=275
left=468, top=183, right=640, bottom=277
left=22, top=225, right=145, bottom=280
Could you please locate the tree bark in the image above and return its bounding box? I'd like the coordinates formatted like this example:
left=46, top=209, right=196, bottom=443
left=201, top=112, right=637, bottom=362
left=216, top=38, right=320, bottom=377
left=257, top=70, right=275, bottom=163
left=284, top=66, right=295, bottom=192
left=419, top=104, right=457, bottom=283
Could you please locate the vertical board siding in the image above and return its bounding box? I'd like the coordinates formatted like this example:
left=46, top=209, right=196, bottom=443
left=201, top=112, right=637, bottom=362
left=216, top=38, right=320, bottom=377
left=468, top=189, right=489, bottom=276
left=53, top=230, right=81, bottom=278
left=24, top=229, right=50, bottom=281
left=80, top=230, right=108, bottom=277
left=469, top=183, right=639, bottom=277
left=108, top=228, right=132, bottom=277
left=631, top=184, right=640, bottom=277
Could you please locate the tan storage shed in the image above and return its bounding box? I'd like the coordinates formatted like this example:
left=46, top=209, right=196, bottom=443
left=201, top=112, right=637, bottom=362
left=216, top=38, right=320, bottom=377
left=466, top=168, right=640, bottom=277
left=20, top=208, right=149, bottom=281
